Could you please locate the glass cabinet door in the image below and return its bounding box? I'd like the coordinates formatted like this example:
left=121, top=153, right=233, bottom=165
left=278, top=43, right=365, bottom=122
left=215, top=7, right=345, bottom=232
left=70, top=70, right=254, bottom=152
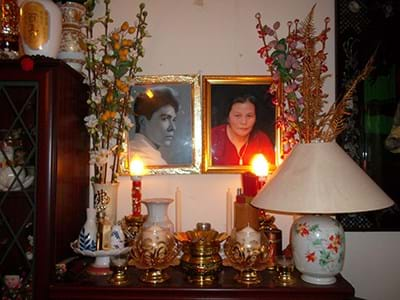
left=0, top=81, right=38, bottom=297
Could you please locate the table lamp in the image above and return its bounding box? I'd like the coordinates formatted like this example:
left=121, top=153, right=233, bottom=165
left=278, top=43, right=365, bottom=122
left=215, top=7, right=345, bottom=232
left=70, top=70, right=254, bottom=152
left=251, top=141, right=394, bottom=285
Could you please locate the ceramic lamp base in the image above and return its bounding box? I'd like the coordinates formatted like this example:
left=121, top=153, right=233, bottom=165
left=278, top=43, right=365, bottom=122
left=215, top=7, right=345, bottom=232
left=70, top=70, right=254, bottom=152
left=291, top=215, right=345, bottom=285
left=301, top=274, right=336, bottom=285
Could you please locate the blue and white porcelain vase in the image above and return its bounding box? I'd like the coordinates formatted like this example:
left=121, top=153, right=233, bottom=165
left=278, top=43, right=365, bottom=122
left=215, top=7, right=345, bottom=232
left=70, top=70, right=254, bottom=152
left=79, top=208, right=97, bottom=251
left=110, top=224, right=125, bottom=249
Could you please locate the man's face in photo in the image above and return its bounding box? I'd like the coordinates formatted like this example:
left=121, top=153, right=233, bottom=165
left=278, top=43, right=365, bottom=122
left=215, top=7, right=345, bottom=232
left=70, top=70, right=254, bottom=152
left=142, top=104, right=177, bottom=148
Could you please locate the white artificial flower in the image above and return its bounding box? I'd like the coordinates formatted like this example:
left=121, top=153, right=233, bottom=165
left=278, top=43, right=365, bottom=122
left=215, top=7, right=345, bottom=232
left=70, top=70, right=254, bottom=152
left=84, top=114, right=98, bottom=128
left=92, top=94, right=102, bottom=104
left=103, top=72, right=114, bottom=83
left=124, top=116, right=133, bottom=129
left=90, top=149, right=110, bottom=167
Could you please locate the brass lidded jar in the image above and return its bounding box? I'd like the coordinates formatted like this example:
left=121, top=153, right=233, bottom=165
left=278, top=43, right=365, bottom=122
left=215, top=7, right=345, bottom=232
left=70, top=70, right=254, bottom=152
left=176, top=222, right=227, bottom=285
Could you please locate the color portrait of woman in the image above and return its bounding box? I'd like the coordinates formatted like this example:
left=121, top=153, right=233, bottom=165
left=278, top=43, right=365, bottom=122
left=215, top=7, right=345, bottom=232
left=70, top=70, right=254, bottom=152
left=211, top=94, right=275, bottom=166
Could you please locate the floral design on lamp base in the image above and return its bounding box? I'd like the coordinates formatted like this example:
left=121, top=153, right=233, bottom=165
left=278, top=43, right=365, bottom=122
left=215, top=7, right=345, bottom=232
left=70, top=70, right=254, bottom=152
left=291, top=215, right=345, bottom=285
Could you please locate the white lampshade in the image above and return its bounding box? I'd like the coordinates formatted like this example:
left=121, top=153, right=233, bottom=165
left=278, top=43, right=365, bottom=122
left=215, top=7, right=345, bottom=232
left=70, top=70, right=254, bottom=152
left=251, top=141, right=394, bottom=214
left=251, top=141, right=394, bottom=285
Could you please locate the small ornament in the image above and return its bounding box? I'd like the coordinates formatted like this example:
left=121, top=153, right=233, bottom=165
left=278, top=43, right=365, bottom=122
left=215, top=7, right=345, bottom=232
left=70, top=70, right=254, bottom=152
left=111, top=224, right=125, bottom=249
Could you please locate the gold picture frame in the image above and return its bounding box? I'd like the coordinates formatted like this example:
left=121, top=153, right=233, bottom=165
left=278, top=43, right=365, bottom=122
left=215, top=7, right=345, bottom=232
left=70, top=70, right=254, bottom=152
left=123, top=74, right=201, bottom=175
left=202, top=75, right=280, bottom=173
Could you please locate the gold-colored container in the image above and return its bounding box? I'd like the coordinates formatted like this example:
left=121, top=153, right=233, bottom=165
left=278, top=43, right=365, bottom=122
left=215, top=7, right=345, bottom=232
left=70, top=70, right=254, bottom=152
left=175, top=223, right=227, bottom=286
left=130, top=224, right=181, bottom=284
left=259, top=214, right=282, bottom=270
left=223, top=226, right=269, bottom=285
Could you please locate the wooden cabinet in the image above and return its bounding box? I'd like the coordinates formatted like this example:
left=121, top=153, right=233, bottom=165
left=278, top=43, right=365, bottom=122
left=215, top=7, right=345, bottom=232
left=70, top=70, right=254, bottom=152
left=49, top=262, right=355, bottom=300
left=0, top=57, right=89, bottom=299
left=0, top=57, right=356, bottom=300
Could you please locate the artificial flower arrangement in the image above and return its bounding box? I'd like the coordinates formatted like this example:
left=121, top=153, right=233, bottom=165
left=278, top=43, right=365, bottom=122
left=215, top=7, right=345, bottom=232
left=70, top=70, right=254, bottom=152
left=83, top=0, right=149, bottom=183
left=255, top=5, right=373, bottom=156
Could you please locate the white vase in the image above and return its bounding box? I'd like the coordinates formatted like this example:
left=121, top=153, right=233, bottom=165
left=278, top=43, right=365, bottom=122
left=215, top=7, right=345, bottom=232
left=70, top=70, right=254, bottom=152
left=92, top=182, right=119, bottom=250
left=142, top=198, right=174, bottom=232
left=19, top=0, right=62, bottom=57
left=110, top=224, right=125, bottom=249
left=57, top=1, right=86, bottom=71
left=78, top=208, right=97, bottom=251
left=92, top=182, right=119, bottom=225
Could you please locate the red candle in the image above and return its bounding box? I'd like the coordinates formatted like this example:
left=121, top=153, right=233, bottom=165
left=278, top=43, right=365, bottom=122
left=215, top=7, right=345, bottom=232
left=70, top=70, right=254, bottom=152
left=241, top=172, right=258, bottom=197
left=131, top=178, right=142, bottom=216
left=129, top=156, right=145, bottom=216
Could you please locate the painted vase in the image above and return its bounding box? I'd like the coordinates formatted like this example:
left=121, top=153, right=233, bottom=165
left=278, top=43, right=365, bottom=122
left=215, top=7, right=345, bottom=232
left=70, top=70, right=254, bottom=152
left=142, top=198, right=174, bottom=232
left=92, top=182, right=119, bottom=225
left=78, top=208, right=97, bottom=251
left=92, top=182, right=119, bottom=250
left=19, top=0, right=62, bottom=57
left=291, top=215, right=345, bottom=285
left=110, top=224, right=125, bottom=249
left=57, top=1, right=86, bottom=71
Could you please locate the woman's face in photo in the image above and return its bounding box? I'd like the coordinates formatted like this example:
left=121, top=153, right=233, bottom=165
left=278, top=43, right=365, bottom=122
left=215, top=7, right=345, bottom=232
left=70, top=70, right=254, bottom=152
left=143, top=104, right=177, bottom=148
left=228, top=101, right=256, bottom=138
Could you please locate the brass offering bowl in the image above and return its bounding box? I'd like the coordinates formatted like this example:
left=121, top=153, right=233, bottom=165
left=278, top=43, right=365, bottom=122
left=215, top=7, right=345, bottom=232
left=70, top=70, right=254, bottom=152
left=175, top=222, right=228, bottom=286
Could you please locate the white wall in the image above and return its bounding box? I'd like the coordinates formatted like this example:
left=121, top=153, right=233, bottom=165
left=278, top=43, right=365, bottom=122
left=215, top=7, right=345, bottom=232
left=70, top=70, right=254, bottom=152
left=94, top=1, right=400, bottom=299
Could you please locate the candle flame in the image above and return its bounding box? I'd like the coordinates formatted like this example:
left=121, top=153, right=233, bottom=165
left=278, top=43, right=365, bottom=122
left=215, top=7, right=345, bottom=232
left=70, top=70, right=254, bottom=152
left=130, top=156, right=145, bottom=176
left=251, top=154, right=269, bottom=177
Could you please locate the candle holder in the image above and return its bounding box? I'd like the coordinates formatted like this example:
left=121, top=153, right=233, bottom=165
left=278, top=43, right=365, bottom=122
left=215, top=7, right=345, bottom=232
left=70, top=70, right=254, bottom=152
left=259, top=214, right=282, bottom=270
left=109, top=252, right=130, bottom=285
left=130, top=224, right=181, bottom=284
left=223, top=226, right=269, bottom=285
left=274, top=255, right=296, bottom=286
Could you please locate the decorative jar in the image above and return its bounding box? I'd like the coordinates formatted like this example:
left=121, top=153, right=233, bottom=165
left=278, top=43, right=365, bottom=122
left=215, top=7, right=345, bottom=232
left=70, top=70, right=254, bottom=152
left=223, top=225, right=269, bottom=285
left=130, top=223, right=180, bottom=284
left=57, top=1, right=86, bottom=71
left=291, top=215, right=345, bottom=285
left=176, top=222, right=227, bottom=285
left=19, top=0, right=62, bottom=57
left=93, top=182, right=119, bottom=250
left=142, top=198, right=174, bottom=232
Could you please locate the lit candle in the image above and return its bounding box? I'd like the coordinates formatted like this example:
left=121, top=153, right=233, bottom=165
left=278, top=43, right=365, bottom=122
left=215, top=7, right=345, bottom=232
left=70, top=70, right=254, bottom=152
left=129, top=156, right=145, bottom=216
left=251, top=153, right=269, bottom=191
left=175, top=187, right=182, bottom=232
left=235, top=225, right=261, bottom=248
left=226, top=188, right=233, bottom=233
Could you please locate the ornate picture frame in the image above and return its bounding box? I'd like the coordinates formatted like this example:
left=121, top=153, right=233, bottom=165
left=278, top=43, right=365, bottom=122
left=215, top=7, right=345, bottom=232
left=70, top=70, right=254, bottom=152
left=125, top=74, right=201, bottom=175
left=202, top=75, right=279, bottom=173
